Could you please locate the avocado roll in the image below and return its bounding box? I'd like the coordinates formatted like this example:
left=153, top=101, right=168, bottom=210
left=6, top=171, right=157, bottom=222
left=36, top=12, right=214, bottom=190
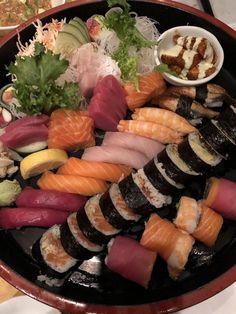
left=157, top=144, right=199, bottom=184
left=100, top=184, right=140, bottom=230
left=178, top=132, right=222, bottom=173
left=132, top=169, right=172, bottom=209
left=60, top=212, right=103, bottom=260
left=32, top=225, right=78, bottom=279
left=77, top=195, right=120, bottom=245
left=217, top=105, right=236, bottom=144
left=143, top=158, right=183, bottom=196
left=199, top=120, right=235, bottom=158
left=118, top=173, right=152, bottom=215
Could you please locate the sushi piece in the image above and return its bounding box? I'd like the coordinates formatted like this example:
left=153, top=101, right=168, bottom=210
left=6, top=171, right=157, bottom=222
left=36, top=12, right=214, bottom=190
left=143, top=158, right=184, bottom=196
left=117, top=120, right=183, bottom=144
left=132, top=107, right=196, bottom=134
left=57, top=157, right=132, bottom=183
left=48, top=109, right=95, bottom=152
left=204, top=177, right=236, bottom=220
left=132, top=169, right=172, bottom=209
left=157, top=144, right=200, bottom=185
left=140, top=213, right=194, bottom=279
left=37, top=171, right=109, bottom=196
left=106, top=236, right=157, bottom=288
left=199, top=120, right=235, bottom=158
left=77, top=194, right=120, bottom=245
left=166, top=84, right=228, bottom=107
left=82, top=145, right=149, bottom=169
left=174, top=196, right=201, bottom=234
left=178, top=132, right=222, bottom=173
left=155, top=95, right=219, bottom=119
left=102, top=132, right=165, bottom=160
left=60, top=212, right=103, bottom=260
left=217, top=105, right=236, bottom=144
left=99, top=183, right=140, bottom=230
left=88, top=75, right=127, bottom=131
left=192, top=202, right=223, bottom=247
left=118, top=173, right=151, bottom=215
left=124, top=71, right=166, bottom=110
left=32, top=225, right=78, bottom=278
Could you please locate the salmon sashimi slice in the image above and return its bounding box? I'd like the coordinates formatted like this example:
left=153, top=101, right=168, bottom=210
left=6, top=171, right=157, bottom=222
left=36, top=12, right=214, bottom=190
left=57, top=157, right=132, bottom=182
left=132, top=108, right=196, bottom=134
left=192, top=202, right=223, bottom=247
left=124, top=72, right=166, bottom=110
left=117, top=120, right=183, bottom=144
left=37, top=171, right=108, bottom=196
left=85, top=194, right=120, bottom=235
left=140, top=213, right=194, bottom=273
left=48, top=109, right=95, bottom=151
left=174, top=196, right=202, bottom=234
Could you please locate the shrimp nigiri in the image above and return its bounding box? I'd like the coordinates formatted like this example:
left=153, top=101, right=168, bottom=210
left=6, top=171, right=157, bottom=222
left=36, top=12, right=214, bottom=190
left=117, top=120, right=183, bottom=144
left=132, top=107, right=196, bottom=134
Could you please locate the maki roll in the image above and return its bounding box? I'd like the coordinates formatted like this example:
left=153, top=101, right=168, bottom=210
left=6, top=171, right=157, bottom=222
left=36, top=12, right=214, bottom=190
left=32, top=225, right=78, bottom=279
left=178, top=132, right=222, bottom=173
left=217, top=105, right=236, bottom=144
left=199, top=120, right=235, bottom=158
left=77, top=194, right=120, bottom=245
left=60, top=212, right=103, bottom=260
left=143, top=158, right=184, bottom=196
left=157, top=144, right=200, bottom=184
left=118, top=173, right=152, bottom=215
left=132, top=169, right=172, bottom=209
left=99, top=183, right=140, bottom=230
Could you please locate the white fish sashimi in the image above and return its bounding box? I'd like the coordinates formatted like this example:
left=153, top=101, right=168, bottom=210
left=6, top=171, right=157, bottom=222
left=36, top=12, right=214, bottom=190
left=102, top=132, right=165, bottom=160
left=70, top=43, right=121, bottom=97
left=82, top=145, right=149, bottom=169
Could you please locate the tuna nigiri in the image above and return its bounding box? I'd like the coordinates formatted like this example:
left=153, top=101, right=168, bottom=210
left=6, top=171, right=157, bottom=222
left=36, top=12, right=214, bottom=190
left=102, top=132, right=165, bottom=160
left=48, top=109, right=95, bottom=151
left=117, top=120, right=183, bottom=144
left=124, top=72, right=166, bottom=110
left=57, top=157, right=132, bottom=182
left=37, top=171, right=108, bottom=196
left=82, top=145, right=149, bottom=169
left=132, top=108, right=196, bottom=134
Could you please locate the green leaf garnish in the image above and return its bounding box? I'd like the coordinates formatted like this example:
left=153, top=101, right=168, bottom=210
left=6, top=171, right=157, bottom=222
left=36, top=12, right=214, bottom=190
left=7, top=43, right=82, bottom=115
left=107, top=0, right=131, bottom=12
left=154, top=64, right=179, bottom=77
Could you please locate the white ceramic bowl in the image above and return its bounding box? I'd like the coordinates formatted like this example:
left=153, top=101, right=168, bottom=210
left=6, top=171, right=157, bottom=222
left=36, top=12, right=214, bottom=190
left=155, top=25, right=224, bottom=86
left=0, top=0, right=65, bottom=37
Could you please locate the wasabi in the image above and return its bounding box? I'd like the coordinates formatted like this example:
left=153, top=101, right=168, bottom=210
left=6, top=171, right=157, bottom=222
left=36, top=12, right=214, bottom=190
left=0, top=180, right=22, bottom=206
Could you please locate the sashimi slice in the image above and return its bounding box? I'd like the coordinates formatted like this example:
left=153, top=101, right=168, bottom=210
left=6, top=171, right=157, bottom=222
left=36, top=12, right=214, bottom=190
left=58, top=157, right=132, bottom=182
left=48, top=109, right=95, bottom=151
left=37, top=171, right=108, bottom=196
left=102, top=132, right=165, bottom=160
left=82, top=145, right=149, bottom=169
left=124, top=72, right=166, bottom=110
left=88, top=75, right=127, bottom=131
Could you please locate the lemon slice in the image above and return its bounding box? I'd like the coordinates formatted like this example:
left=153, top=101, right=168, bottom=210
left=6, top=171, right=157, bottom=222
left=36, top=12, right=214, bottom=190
left=20, top=149, right=68, bottom=179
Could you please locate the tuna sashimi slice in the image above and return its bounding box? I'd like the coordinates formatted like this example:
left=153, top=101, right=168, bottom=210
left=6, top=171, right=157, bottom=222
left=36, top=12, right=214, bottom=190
left=106, top=236, right=157, bottom=288
left=102, top=132, right=165, bottom=160
left=82, top=145, right=149, bottom=169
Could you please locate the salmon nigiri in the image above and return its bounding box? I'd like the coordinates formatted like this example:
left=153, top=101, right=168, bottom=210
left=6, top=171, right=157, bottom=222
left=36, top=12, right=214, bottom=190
left=48, top=109, right=95, bottom=151
left=57, top=157, right=132, bottom=182
left=132, top=108, right=196, bottom=134
left=37, top=171, right=108, bottom=196
left=140, top=213, right=194, bottom=279
left=124, top=72, right=166, bottom=110
left=192, top=202, right=223, bottom=247
left=117, top=120, right=183, bottom=144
